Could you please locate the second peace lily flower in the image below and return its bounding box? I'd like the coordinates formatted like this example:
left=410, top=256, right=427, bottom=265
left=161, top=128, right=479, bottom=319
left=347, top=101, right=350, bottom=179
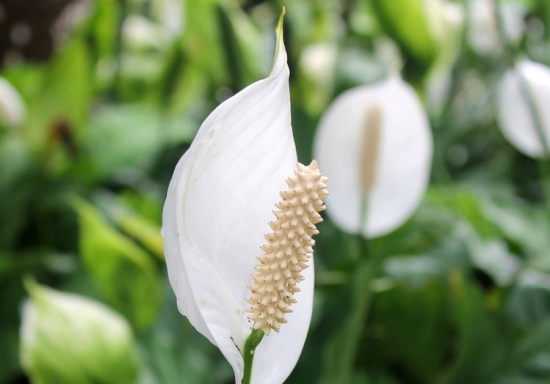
left=162, top=11, right=327, bottom=384
left=314, top=76, right=432, bottom=238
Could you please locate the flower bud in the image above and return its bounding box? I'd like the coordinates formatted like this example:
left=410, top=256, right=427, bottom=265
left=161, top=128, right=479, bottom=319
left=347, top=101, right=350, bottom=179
left=20, top=280, right=138, bottom=384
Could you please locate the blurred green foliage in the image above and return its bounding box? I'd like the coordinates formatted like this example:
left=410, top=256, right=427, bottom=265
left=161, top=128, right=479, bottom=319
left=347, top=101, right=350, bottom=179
left=2, top=0, right=550, bottom=383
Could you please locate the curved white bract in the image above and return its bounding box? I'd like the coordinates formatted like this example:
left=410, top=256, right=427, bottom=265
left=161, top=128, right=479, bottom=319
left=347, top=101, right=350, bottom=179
left=497, top=60, right=550, bottom=158
left=314, top=76, right=432, bottom=238
left=162, top=20, right=313, bottom=384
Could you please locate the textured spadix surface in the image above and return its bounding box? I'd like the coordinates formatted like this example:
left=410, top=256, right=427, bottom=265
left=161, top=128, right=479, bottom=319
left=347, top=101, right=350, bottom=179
left=314, top=76, right=432, bottom=238
left=497, top=60, right=550, bottom=158
left=247, top=161, right=328, bottom=334
left=162, top=21, right=313, bottom=384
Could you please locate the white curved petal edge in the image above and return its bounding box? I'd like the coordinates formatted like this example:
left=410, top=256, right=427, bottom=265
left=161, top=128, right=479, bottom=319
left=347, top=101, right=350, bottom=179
left=314, top=76, right=433, bottom=238
left=0, top=77, right=25, bottom=128
left=162, top=18, right=311, bottom=384
left=497, top=59, right=550, bottom=158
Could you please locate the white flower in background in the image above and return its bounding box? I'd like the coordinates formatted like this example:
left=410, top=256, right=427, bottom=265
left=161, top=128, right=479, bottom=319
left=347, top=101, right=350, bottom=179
left=0, top=76, right=25, bottom=128
left=298, top=42, right=338, bottom=113
left=300, top=43, right=337, bottom=84
left=162, top=12, right=328, bottom=384
left=497, top=60, right=550, bottom=158
left=20, top=280, right=138, bottom=384
left=314, top=76, right=432, bottom=238
left=123, top=15, right=168, bottom=50
left=468, top=0, right=525, bottom=54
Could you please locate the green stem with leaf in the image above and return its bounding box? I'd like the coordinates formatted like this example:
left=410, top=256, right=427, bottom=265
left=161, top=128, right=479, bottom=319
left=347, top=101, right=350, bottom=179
left=320, top=195, right=385, bottom=384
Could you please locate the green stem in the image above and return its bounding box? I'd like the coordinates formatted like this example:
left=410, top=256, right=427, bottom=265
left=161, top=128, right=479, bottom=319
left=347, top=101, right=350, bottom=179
left=242, top=329, right=265, bottom=384
left=341, top=195, right=383, bottom=382
left=111, top=0, right=127, bottom=101
left=358, top=193, right=369, bottom=258
left=322, top=244, right=383, bottom=384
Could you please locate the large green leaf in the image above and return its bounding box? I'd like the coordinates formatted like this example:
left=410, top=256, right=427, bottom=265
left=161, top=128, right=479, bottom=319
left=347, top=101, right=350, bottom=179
left=72, top=198, right=161, bottom=331
left=441, top=272, right=515, bottom=384
left=82, top=104, right=195, bottom=181
left=371, top=0, right=444, bottom=68
left=25, top=39, right=93, bottom=151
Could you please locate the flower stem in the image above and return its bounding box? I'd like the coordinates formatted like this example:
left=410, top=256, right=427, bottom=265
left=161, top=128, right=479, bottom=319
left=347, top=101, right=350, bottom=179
left=342, top=195, right=381, bottom=382
left=358, top=193, right=370, bottom=258
left=242, top=329, right=265, bottom=384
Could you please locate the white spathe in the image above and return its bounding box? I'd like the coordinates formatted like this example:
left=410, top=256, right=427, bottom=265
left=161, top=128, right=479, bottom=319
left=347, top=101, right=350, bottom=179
left=314, top=76, right=433, bottom=238
left=497, top=60, right=550, bottom=158
left=162, top=22, right=313, bottom=384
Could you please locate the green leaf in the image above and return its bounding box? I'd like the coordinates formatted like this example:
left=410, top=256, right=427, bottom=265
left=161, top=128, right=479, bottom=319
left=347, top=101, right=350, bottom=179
left=216, top=2, right=264, bottom=90
left=364, top=279, right=448, bottom=383
left=26, top=38, right=93, bottom=151
left=83, top=104, right=195, bottom=181
left=72, top=197, right=161, bottom=331
left=371, top=0, right=444, bottom=69
left=441, top=271, right=514, bottom=384
left=507, top=271, right=550, bottom=327
left=95, top=192, right=164, bottom=260
left=512, top=318, right=550, bottom=378
left=183, top=0, right=228, bottom=85
left=87, top=0, right=120, bottom=59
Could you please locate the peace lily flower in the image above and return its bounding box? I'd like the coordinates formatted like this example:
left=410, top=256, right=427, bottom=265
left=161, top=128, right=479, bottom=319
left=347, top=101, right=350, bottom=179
left=162, top=10, right=328, bottom=384
left=497, top=59, right=550, bottom=158
left=314, top=76, right=432, bottom=238
left=20, top=280, right=138, bottom=384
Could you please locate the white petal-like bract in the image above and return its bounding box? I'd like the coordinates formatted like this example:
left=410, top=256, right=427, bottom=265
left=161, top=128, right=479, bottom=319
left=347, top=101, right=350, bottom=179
left=497, top=60, right=550, bottom=158
left=162, top=20, right=312, bottom=384
left=314, top=76, right=432, bottom=238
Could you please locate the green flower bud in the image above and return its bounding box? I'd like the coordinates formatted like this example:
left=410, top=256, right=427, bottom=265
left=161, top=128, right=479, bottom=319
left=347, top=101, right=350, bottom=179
left=20, top=280, right=138, bottom=384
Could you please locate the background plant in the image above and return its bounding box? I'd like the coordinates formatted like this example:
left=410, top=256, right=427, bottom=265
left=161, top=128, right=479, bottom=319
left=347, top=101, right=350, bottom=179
left=2, top=0, right=550, bottom=383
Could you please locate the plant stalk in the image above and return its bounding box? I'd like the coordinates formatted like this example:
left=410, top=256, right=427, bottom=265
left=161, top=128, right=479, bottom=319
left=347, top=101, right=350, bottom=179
left=242, top=329, right=265, bottom=384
